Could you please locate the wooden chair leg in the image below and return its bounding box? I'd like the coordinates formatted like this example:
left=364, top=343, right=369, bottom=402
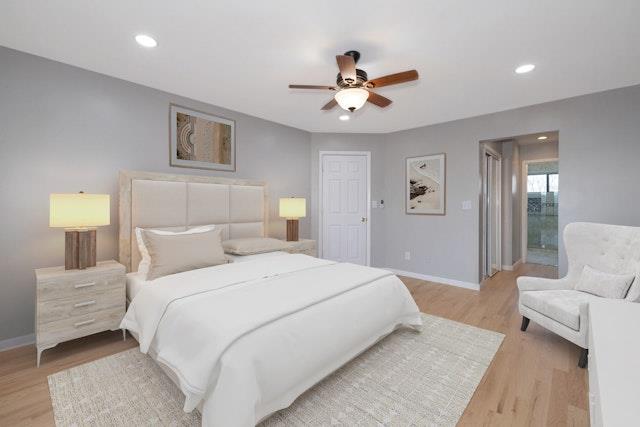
left=578, top=348, right=589, bottom=369
left=520, top=316, right=530, bottom=331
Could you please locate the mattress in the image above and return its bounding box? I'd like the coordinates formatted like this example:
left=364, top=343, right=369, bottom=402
left=121, top=254, right=421, bottom=425
left=126, top=250, right=290, bottom=300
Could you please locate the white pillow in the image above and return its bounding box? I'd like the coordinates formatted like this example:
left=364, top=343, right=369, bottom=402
left=141, top=228, right=227, bottom=281
left=574, top=265, right=636, bottom=299
left=222, top=237, right=286, bottom=255
left=135, top=225, right=215, bottom=279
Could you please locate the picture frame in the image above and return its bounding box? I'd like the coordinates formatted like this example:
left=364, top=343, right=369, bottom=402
left=406, top=153, right=446, bottom=215
left=169, top=104, right=236, bottom=172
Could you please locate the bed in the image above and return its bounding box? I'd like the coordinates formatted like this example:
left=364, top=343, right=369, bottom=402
left=118, top=171, right=422, bottom=426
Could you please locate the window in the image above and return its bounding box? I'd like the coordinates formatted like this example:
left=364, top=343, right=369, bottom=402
left=527, top=173, right=559, bottom=193
left=527, top=175, right=547, bottom=192
left=549, top=174, right=559, bottom=192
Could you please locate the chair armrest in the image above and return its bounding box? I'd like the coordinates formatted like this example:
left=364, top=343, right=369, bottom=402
left=517, top=276, right=573, bottom=292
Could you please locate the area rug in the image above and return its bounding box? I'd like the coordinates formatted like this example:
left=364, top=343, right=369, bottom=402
left=48, top=314, right=504, bottom=426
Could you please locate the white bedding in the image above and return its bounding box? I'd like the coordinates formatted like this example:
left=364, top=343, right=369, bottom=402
left=121, top=254, right=421, bottom=426
left=126, top=272, right=147, bottom=300
left=126, top=251, right=290, bottom=300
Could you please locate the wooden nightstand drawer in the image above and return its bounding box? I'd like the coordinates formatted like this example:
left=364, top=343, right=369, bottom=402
left=37, top=307, right=124, bottom=346
left=37, top=286, right=124, bottom=324
left=35, top=260, right=126, bottom=367
left=37, top=272, right=123, bottom=302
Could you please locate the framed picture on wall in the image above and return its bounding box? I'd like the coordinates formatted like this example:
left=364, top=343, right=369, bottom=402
left=169, top=104, right=236, bottom=171
left=406, top=153, right=446, bottom=215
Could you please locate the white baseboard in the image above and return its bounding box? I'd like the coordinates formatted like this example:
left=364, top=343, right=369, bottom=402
left=502, top=258, right=523, bottom=271
left=386, top=268, right=480, bottom=291
left=0, top=333, right=35, bottom=352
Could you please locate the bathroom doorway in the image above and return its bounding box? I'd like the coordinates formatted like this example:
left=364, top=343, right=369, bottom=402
left=522, top=160, right=559, bottom=266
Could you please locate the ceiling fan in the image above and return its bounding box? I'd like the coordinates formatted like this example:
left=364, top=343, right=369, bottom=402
left=289, top=50, right=419, bottom=113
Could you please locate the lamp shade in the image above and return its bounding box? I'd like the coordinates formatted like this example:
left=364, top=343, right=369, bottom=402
left=279, top=198, right=306, bottom=219
left=50, top=193, right=110, bottom=228
left=334, top=88, right=369, bottom=112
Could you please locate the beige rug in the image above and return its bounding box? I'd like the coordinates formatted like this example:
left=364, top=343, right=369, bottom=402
left=48, top=314, right=503, bottom=426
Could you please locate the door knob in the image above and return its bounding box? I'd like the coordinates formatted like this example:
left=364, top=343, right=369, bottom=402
left=361, top=217, right=367, bottom=223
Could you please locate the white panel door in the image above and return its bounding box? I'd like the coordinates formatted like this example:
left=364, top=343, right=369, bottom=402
left=321, top=154, right=368, bottom=265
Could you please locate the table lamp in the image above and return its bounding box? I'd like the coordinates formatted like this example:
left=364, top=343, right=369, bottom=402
left=49, top=192, right=110, bottom=270
left=279, top=197, right=306, bottom=241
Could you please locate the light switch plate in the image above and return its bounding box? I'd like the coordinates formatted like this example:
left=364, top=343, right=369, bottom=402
left=462, top=200, right=472, bottom=210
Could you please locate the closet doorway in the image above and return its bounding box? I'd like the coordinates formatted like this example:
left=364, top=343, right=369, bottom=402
left=481, top=146, right=502, bottom=279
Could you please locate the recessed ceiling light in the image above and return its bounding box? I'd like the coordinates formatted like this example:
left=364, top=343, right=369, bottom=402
left=135, top=34, right=158, bottom=48
left=537, top=135, right=548, bottom=140
left=339, top=114, right=350, bottom=121
left=515, top=64, right=535, bottom=74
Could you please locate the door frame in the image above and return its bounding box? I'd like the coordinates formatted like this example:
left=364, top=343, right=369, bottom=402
left=318, top=151, right=372, bottom=266
left=481, top=146, right=502, bottom=279
left=521, top=158, right=559, bottom=263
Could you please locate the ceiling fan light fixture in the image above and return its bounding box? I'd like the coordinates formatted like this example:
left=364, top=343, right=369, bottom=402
left=334, top=88, right=369, bottom=112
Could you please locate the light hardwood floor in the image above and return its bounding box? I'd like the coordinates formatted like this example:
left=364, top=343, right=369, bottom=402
left=0, top=263, right=588, bottom=426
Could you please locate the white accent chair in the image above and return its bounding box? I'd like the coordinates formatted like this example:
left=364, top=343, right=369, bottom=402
left=517, top=222, right=640, bottom=368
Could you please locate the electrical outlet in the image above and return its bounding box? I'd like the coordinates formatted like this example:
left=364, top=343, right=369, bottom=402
left=404, top=251, right=411, bottom=261
left=462, top=200, right=472, bottom=210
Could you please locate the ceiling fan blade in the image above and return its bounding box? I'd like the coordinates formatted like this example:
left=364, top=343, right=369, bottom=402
left=367, top=70, right=419, bottom=88
left=321, top=98, right=338, bottom=110
left=367, top=91, right=392, bottom=108
left=289, top=84, right=336, bottom=90
left=336, top=55, right=357, bottom=82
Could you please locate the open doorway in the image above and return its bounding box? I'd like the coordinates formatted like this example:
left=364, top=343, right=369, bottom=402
left=478, top=131, right=559, bottom=282
left=523, top=160, right=559, bottom=266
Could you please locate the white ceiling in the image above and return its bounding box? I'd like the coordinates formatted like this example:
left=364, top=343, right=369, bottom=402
left=1, top=1, right=639, bottom=133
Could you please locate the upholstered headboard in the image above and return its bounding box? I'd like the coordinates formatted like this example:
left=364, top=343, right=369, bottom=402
left=118, top=170, right=268, bottom=272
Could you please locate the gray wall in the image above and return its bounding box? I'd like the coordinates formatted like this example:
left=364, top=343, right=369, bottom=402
left=0, top=47, right=312, bottom=342
left=309, top=133, right=387, bottom=266
left=511, top=142, right=522, bottom=263
left=500, top=141, right=515, bottom=267
left=520, top=140, right=559, bottom=161
left=381, top=85, right=640, bottom=283
left=3, top=44, right=640, bottom=343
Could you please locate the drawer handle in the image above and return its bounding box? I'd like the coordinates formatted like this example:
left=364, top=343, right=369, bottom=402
left=74, top=282, right=96, bottom=289
left=74, top=319, right=96, bottom=327
left=74, top=300, right=96, bottom=308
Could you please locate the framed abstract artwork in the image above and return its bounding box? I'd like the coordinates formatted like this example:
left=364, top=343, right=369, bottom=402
left=406, top=153, right=446, bottom=215
left=170, top=104, right=236, bottom=171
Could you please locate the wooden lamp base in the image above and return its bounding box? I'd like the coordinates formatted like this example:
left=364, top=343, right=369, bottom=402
left=65, top=229, right=97, bottom=270
left=286, top=219, right=299, bottom=242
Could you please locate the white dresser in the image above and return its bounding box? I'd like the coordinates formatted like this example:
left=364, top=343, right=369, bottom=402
left=35, top=260, right=126, bottom=366
left=588, top=300, right=640, bottom=426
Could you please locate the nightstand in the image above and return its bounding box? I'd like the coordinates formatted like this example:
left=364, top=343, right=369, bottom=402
left=35, top=260, right=126, bottom=367
left=281, top=239, right=317, bottom=257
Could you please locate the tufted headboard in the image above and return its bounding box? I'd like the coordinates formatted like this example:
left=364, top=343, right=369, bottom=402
left=118, top=170, right=268, bottom=272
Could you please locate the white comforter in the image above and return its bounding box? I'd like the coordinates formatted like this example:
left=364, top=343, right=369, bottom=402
left=121, top=254, right=421, bottom=426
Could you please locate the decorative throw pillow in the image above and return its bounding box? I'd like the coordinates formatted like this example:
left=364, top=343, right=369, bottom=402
left=222, top=237, right=286, bottom=255
left=574, top=265, right=636, bottom=299
left=141, top=227, right=226, bottom=281
left=135, top=225, right=215, bottom=278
